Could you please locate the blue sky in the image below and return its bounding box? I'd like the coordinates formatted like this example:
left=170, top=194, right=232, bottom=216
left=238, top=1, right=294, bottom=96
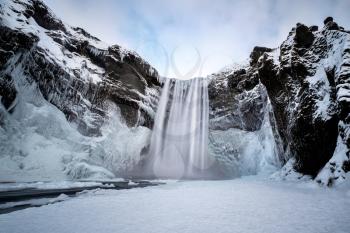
left=44, top=0, right=350, bottom=79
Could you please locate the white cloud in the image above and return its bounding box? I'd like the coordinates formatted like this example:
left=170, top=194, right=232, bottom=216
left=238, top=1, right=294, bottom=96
left=44, top=0, right=350, bottom=79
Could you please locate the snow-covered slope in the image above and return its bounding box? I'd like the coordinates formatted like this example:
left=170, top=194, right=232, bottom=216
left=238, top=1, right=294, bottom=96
left=0, top=0, right=161, bottom=181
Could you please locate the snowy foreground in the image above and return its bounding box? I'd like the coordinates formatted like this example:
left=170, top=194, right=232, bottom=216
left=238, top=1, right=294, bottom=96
left=0, top=177, right=349, bottom=233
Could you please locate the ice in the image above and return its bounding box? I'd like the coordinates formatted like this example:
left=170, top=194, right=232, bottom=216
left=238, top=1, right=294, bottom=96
left=0, top=194, right=69, bottom=210
left=0, top=181, right=104, bottom=192
left=0, top=60, right=150, bottom=181
left=85, top=105, right=152, bottom=177
left=209, top=90, right=281, bottom=177
left=0, top=178, right=349, bottom=233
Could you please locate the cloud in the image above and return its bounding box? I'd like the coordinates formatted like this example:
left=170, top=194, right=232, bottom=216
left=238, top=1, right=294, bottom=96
left=44, top=0, right=350, bottom=79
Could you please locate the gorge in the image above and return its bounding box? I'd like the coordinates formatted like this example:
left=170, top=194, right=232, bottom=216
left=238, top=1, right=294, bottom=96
left=1, top=1, right=350, bottom=232
left=0, top=0, right=349, bottom=185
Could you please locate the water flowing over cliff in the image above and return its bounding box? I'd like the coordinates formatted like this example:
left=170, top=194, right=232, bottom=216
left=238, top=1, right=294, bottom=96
left=138, top=76, right=280, bottom=179
left=144, top=78, right=211, bottom=179
left=0, top=0, right=349, bottom=185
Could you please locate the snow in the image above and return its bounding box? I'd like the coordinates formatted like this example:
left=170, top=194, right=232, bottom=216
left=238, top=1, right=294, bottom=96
left=269, top=47, right=280, bottom=64
left=271, top=158, right=313, bottom=182
left=0, top=58, right=151, bottom=181
left=0, top=181, right=103, bottom=192
left=207, top=60, right=249, bottom=88
left=316, top=136, right=349, bottom=186
left=0, top=97, right=151, bottom=181
left=306, top=66, right=332, bottom=120
left=1, top=0, right=104, bottom=83
left=66, top=27, right=109, bottom=50
left=0, top=178, right=349, bottom=233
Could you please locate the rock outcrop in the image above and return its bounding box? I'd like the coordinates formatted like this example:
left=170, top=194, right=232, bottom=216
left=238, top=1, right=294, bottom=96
left=208, top=18, right=350, bottom=184
left=0, top=0, right=160, bottom=180
left=0, top=0, right=160, bottom=135
left=258, top=19, right=350, bottom=184
left=208, top=51, right=281, bottom=177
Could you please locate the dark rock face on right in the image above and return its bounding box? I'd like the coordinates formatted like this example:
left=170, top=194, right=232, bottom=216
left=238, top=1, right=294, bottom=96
left=207, top=18, right=350, bottom=183
left=258, top=20, right=350, bottom=180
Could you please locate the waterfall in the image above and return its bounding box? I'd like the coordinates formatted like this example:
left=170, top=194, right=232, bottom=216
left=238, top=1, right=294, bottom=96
left=146, top=78, right=212, bottom=179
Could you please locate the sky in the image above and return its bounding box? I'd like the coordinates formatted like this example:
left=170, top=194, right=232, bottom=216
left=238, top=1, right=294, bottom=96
left=44, top=0, right=350, bottom=79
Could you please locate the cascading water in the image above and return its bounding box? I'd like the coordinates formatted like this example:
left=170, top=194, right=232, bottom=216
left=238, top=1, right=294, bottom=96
left=139, top=76, right=281, bottom=180
left=146, top=77, right=212, bottom=179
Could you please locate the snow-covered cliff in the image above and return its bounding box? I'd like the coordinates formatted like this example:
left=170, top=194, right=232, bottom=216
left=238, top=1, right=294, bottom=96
left=0, top=0, right=161, bottom=181
left=208, top=18, right=350, bottom=185
left=1, top=0, right=349, bottom=185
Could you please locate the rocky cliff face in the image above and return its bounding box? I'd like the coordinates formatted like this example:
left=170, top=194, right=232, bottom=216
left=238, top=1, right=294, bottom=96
left=259, top=18, right=350, bottom=185
left=208, top=50, right=281, bottom=177
left=208, top=18, right=350, bottom=185
left=1, top=0, right=349, bottom=185
left=0, top=0, right=160, bottom=180
left=0, top=0, right=160, bottom=133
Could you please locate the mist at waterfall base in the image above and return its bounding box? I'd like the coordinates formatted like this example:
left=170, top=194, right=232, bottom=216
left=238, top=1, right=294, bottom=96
left=137, top=77, right=280, bottom=180
left=141, top=78, right=213, bottom=179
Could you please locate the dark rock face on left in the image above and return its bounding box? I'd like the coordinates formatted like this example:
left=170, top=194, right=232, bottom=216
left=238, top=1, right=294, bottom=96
left=0, top=0, right=160, bottom=180
left=0, top=0, right=160, bottom=135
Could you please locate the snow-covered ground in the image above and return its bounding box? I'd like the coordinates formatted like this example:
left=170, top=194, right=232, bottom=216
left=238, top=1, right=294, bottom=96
left=1, top=177, right=349, bottom=233
left=0, top=181, right=115, bottom=192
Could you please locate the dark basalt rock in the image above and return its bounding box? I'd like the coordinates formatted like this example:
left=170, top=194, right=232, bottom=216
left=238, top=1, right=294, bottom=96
left=0, top=74, right=17, bottom=111
left=72, top=27, right=101, bottom=41
left=323, top=17, right=340, bottom=31
left=309, top=25, right=318, bottom=32
left=31, top=0, right=67, bottom=32
left=295, top=23, right=314, bottom=48
left=324, top=17, right=333, bottom=25
left=258, top=22, right=342, bottom=177
left=0, top=26, right=39, bottom=69
left=325, top=21, right=340, bottom=31
left=209, top=59, right=266, bottom=132
left=250, top=46, right=273, bottom=66
left=0, top=0, right=160, bottom=136
left=343, top=160, right=350, bottom=172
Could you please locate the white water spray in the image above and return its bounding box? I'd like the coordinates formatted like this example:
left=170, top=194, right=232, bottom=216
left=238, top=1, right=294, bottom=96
left=146, top=78, right=212, bottom=179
